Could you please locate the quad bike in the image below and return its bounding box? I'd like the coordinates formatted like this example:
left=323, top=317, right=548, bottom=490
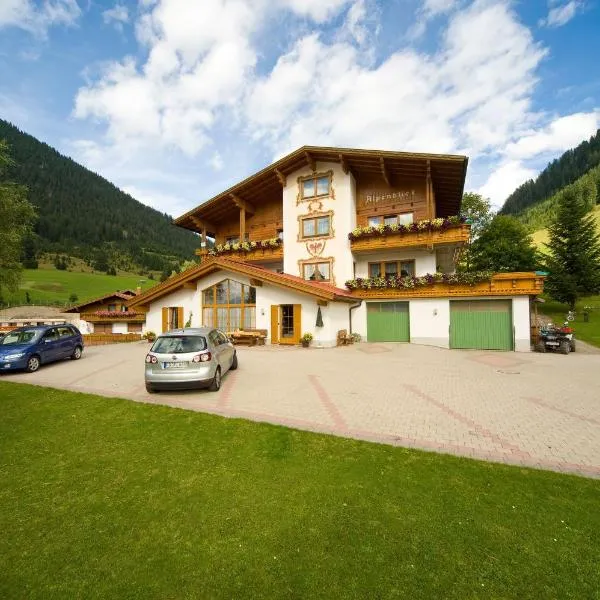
left=535, top=322, right=576, bottom=354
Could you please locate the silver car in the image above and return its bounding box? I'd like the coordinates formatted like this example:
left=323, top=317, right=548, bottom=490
left=144, top=327, right=237, bottom=393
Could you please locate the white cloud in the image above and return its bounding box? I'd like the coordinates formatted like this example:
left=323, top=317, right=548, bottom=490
left=539, top=1, right=583, bottom=28
left=477, top=161, right=538, bottom=208
left=504, top=112, right=599, bottom=160
left=477, top=111, right=599, bottom=206
left=279, top=0, right=353, bottom=23
left=0, top=0, right=81, bottom=37
left=410, top=0, right=461, bottom=38
left=245, top=1, right=546, bottom=159
left=102, top=4, right=129, bottom=31
left=209, top=151, right=224, bottom=171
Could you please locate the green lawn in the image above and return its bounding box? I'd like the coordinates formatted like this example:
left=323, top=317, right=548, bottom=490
left=1, top=383, right=599, bottom=599
left=538, top=294, right=600, bottom=347
left=4, top=267, right=156, bottom=306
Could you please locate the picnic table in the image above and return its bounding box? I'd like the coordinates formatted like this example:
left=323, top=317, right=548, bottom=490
left=226, top=329, right=267, bottom=346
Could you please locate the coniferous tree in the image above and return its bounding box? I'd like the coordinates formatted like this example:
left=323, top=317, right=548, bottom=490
left=544, top=187, right=600, bottom=308
left=0, top=140, right=36, bottom=299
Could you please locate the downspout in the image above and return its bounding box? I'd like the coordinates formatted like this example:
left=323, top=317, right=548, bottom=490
left=349, top=300, right=362, bottom=335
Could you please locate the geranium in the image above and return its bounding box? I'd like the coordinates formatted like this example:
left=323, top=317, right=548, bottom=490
left=348, top=216, right=467, bottom=241
left=345, top=270, right=492, bottom=290
left=208, top=237, right=283, bottom=256
left=94, top=310, right=138, bottom=318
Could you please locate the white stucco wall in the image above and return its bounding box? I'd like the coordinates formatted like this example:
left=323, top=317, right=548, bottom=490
left=282, top=162, right=355, bottom=286
left=144, top=286, right=202, bottom=334
left=142, top=269, right=351, bottom=347
left=409, top=298, right=451, bottom=348
left=512, top=296, right=531, bottom=352
left=112, top=322, right=128, bottom=334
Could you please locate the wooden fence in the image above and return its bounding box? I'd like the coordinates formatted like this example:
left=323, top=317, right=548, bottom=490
left=83, top=333, right=143, bottom=346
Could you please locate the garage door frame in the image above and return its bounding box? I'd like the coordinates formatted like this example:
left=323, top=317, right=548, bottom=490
left=450, top=299, right=514, bottom=351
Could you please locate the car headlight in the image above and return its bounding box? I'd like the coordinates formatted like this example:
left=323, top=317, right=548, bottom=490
left=4, top=353, right=25, bottom=361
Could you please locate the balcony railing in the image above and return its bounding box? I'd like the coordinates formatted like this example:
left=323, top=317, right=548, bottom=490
left=349, top=219, right=470, bottom=252
left=346, top=272, right=544, bottom=299
left=196, top=238, right=283, bottom=263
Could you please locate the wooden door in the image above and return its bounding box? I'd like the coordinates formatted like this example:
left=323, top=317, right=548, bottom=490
left=270, top=305, right=279, bottom=344
left=279, top=304, right=301, bottom=345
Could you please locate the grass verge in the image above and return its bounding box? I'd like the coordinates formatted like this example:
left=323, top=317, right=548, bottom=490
left=1, top=382, right=599, bottom=599
left=538, top=294, right=600, bottom=347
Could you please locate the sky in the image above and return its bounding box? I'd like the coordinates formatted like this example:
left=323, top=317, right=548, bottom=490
left=0, top=0, right=599, bottom=218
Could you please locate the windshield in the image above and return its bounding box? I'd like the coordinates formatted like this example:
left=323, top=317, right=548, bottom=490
left=151, top=335, right=207, bottom=354
left=0, top=329, right=41, bottom=346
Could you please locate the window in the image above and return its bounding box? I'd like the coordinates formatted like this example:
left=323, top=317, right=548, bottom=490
left=202, top=279, right=256, bottom=332
left=301, top=173, right=331, bottom=199
left=277, top=229, right=284, bottom=240
left=301, top=215, right=331, bottom=238
left=121, top=305, right=128, bottom=312
left=168, top=307, right=180, bottom=330
left=303, top=262, right=331, bottom=282
left=368, top=213, right=414, bottom=227
left=368, top=260, right=415, bottom=278
left=226, top=236, right=240, bottom=244
left=399, top=212, right=414, bottom=226
left=57, top=326, right=73, bottom=338
left=107, top=304, right=116, bottom=312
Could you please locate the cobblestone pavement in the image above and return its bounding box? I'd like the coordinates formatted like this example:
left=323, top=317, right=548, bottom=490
left=3, top=342, right=600, bottom=478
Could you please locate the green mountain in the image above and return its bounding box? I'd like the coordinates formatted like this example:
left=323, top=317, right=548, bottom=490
left=0, top=118, right=198, bottom=273
left=500, top=128, right=600, bottom=216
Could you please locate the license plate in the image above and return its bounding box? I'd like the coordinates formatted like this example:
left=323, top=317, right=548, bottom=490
left=163, top=362, right=188, bottom=369
left=546, top=342, right=559, bottom=346
left=3, top=364, right=10, bottom=368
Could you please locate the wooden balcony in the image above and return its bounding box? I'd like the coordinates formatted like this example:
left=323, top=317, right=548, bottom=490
left=350, top=224, right=470, bottom=253
left=349, top=272, right=544, bottom=299
left=196, top=245, right=284, bottom=263
left=80, top=312, right=146, bottom=323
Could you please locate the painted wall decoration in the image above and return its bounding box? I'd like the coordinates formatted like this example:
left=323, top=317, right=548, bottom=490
left=306, top=240, right=326, bottom=257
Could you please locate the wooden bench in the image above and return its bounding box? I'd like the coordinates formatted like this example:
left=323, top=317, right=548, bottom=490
left=227, top=329, right=267, bottom=346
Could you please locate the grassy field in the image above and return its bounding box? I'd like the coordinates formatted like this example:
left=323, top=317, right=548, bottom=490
left=4, top=266, right=156, bottom=306
left=1, top=382, right=599, bottom=599
left=537, top=294, right=600, bottom=347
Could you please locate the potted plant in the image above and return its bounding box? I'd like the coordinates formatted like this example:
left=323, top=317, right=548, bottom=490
left=300, top=332, right=313, bottom=348
left=143, top=331, right=156, bottom=343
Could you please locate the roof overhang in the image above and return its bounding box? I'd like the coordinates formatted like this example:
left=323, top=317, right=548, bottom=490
left=128, top=257, right=358, bottom=308
left=175, top=146, right=468, bottom=235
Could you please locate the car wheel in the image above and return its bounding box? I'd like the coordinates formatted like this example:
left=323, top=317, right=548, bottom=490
left=209, top=367, right=221, bottom=392
left=559, top=340, right=570, bottom=355
left=230, top=352, right=238, bottom=370
left=71, top=345, right=82, bottom=360
left=26, top=355, right=41, bottom=373
left=145, top=383, right=156, bottom=394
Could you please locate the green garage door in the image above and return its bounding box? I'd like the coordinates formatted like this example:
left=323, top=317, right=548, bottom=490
left=367, top=302, right=410, bottom=342
left=450, top=300, right=513, bottom=350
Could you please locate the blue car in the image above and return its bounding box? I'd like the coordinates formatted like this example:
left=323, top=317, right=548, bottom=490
left=0, top=324, right=84, bottom=373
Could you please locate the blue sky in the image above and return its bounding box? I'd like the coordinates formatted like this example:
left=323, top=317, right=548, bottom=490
left=0, top=0, right=599, bottom=217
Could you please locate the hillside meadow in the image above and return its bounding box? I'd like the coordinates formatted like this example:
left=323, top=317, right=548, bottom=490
left=3, top=266, right=157, bottom=306
left=531, top=205, right=600, bottom=252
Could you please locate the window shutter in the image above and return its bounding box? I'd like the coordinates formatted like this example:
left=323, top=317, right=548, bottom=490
left=270, top=305, right=279, bottom=344
left=293, top=304, right=301, bottom=344
left=177, top=307, right=184, bottom=329
left=162, top=307, right=168, bottom=333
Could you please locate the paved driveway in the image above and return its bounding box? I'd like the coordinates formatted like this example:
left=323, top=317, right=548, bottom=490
left=3, top=342, right=600, bottom=478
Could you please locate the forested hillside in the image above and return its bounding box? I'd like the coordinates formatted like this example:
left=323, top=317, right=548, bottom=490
left=516, top=163, right=600, bottom=232
left=0, top=119, right=198, bottom=273
left=500, top=129, right=600, bottom=215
